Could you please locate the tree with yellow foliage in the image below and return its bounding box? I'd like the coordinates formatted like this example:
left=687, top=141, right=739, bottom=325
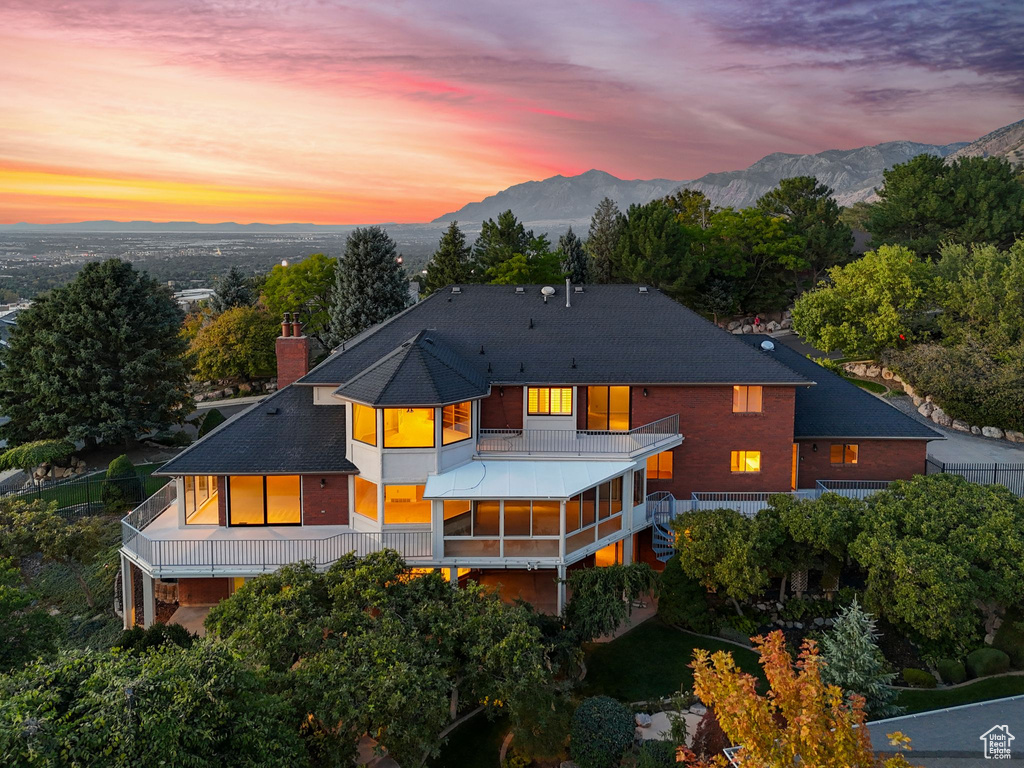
left=680, top=630, right=916, bottom=767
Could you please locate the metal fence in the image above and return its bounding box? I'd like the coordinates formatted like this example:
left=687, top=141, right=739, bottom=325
left=0, top=467, right=170, bottom=518
left=926, top=459, right=1024, bottom=496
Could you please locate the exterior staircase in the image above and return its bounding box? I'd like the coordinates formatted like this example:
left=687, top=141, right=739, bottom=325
left=647, top=491, right=678, bottom=562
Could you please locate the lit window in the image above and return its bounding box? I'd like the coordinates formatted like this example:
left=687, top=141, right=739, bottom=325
left=383, top=485, right=431, bottom=525
left=354, top=476, right=378, bottom=521
left=730, top=450, right=762, bottom=473
left=442, top=401, right=472, bottom=445
left=587, top=386, right=630, bottom=430
left=633, top=469, right=645, bottom=506
left=527, top=387, right=572, bottom=415
left=647, top=450, right=674, bottom=479
left=733, top=385, right=763, bottom=413
left=382, top=407, right=435, bottom=448
left=185, top=475, right=219, bottom=524
left=830, top=444, right=859, bottom=465
left=228, top=475, right=301, bottom=526
left=443, top=500, right=472, bottom=536
left=352, top=403, right=377, bottom=445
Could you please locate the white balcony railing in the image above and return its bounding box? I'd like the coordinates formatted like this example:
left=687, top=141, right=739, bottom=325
left=477, top=414, right=679, bottom=456
left=121, top=486, right=432, bottom=575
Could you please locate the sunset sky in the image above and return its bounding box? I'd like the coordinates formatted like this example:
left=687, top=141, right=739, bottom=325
left=2, top=0, right=1021, bottom=224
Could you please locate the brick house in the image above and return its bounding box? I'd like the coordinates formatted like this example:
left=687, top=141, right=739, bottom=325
left=119, top=284, right=939, bottom=625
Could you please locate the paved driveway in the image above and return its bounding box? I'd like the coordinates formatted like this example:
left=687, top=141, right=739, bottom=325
left=886, top=397, right=1024, bottom=464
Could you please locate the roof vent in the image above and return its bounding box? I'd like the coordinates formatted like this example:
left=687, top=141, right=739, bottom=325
left=451, top=286, right=461, bottom=294
left=574, top=286, right=584, bottom=293
left=638, top=286, right=649, bottom=294
left=515, top=287, right=525, bottom=294
left=541, top=286, right=555, bottom=296
left=760, top=340, right=776, bottom=352
left=266, top=406, right=279, bottom=415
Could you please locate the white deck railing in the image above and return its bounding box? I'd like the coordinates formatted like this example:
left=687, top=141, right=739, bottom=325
left=477, top=414, right=679, bottom=456
left=121, top=486, right=432, bottom=574
left=815, top=479, right=893, bottom=499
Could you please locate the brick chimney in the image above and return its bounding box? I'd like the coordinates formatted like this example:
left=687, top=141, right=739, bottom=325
left=276, top=311, right=310, bottom=388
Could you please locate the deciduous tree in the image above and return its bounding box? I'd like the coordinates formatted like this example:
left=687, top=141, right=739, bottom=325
left=189, top=305, right=279, bottom=381
left=682, top=631, right=916, bottom=767
left=329, top=226, right=409, bottom=344
left=791, top=244, right=937, bottom=357
left=563, top=562, right=657, bottom=641
left=260, top=252, right=337, bottom=345
left=0, top=259, right=192, bottom=447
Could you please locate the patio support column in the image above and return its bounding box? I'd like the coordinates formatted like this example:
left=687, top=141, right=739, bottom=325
left=621, top=533, right=633, bottom=566
left=141, top=573, right=156, bottom=628
left=447, top=567, right=459, bottom=587
left=556, top=565, right=567, bottom=616
left=120, top=554, right=133, bottom=630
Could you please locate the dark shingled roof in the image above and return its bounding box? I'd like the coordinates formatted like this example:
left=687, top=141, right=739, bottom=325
left=737, top=335, right=941, bottom=440
left=156, top=386, right=356, bottom=476
left=300, top=285, right=811, bottom=387
left=334, top=330, right=490, bottom=406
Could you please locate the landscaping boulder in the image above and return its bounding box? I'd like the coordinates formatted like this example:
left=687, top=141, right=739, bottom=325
left=766, top=321, right=781, bottom=332
left=727, top=320, right=741, bottom=331
left=1005, top=430, right=1024, bottom=443
left=971, top=425, right=982, bottom=435
left=982, top=426, right=1005, bottom=439
left=849, top=363, right=868, bottom=377
left=865, top=365, right=881, bottom=377
left=951, top=419, right=971, bottom=432
left=912, top=395, right=924, bottom=407
left=635, top=713, right=652, bottom=728
left=930, top=408, right=953, bottom=427
left=881, top=367, right=895, bottom=380
left=918, top=402, right=935, bottom=418
left=741, top=324, right=752, bottom=334
left=780, top=319, right=792, bottom=329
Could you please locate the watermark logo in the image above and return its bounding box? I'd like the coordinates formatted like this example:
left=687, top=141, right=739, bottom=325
left=980, top=725, right=1014, bottom=759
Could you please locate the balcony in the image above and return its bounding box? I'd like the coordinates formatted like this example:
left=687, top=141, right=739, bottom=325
left=476, top=414, right=680, bottom=458
left=121, top=484, right=433, bottom=578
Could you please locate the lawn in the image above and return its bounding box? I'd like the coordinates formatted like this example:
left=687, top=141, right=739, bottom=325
left=581, top=618, right=764, bottom=702
left=845, top=376, right=888, bottom=394
left=427, top=712, right=508, bottom=768
left=27, top=462, right=168, bottom=512
left=893, top=674, right=1024, bottom=715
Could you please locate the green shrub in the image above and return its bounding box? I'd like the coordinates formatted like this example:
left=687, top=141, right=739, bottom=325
left=570, top=696, right=635, bottom=768
left=114, top=622, right=196, bottom=654
left=902, top=668, right=936, bottom=688
left=966, top=648, right=1010, bottom=678
left=992, top=612, right=1024, bottom=669
left=936, top=658, right=967, bottom=685
left=887, top=342, right=1024, bottom=432
left=199, top=408, right=226, bottom=437
left=636, top=740, right=677, bottom=768
left=100, top=454, right=143, bottom=512
left=501, top=749, right=531, bottom=768
left=657, top=555, right=716, bottom=634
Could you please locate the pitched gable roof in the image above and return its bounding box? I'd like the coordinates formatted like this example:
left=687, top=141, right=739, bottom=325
left=301, top=285, right=811, bottom=387
left=156, top=385, right=356, bottom=476
left=334, top=330, right=489, bottom=407
left=737, top=335, right=941, bottom=440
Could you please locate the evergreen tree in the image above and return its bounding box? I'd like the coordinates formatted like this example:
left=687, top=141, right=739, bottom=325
left=0, top=259, right=191, bottom=447
left=820, top=598, right=902, bottom=718
left=329, top=226, right=409, bottom=344
left=211, top=265, right=256, bottom=313
left=473, top=210, right=533, bottom=273
left=586, top=197, right=625, bottom=283
left=423, top=221, right=475, bottom=294
left=757, top=176, right=854, bottom=285
left=557, top=226, right=589, bottom=283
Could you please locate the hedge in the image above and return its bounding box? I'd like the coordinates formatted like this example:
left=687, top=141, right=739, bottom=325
left=966, top=648, right=1010, bottom=679
left=902, top=668, right=936, bottom=688
left=936, top=659, right=967, bottom=685
left=570, top=696, right=635, bottom=768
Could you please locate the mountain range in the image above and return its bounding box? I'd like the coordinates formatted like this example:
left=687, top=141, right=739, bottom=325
left=434, top=140, right=969, bottom=224
left=4, top=118, right=1020, bottom=232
